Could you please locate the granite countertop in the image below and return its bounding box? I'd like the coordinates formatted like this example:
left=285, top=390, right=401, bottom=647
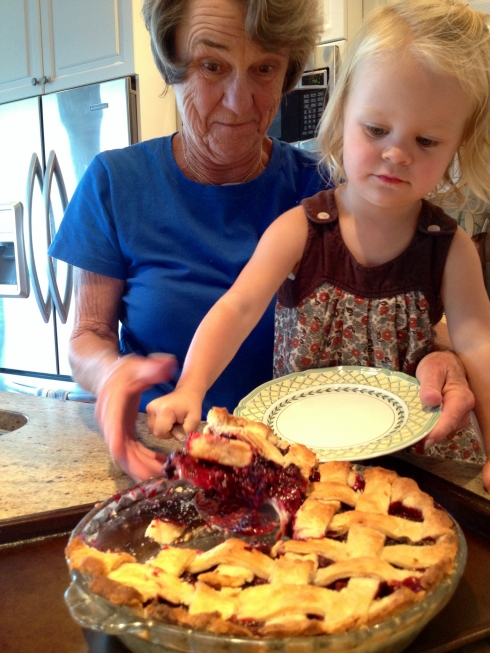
left=0, top=391, right=179, bottom=521
left=0, top=391, right=488, bottom=524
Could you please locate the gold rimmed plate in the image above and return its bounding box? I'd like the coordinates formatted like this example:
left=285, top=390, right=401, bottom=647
left=234, top=366, right=441, bottom=461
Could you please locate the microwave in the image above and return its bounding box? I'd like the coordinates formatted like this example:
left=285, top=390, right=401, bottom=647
left=268, top=42, right=340, bottom=150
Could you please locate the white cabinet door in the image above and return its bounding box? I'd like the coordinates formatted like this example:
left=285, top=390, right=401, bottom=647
left=39, top=0, right=135, bottom=94
left=321, top=0, right=363, bottom=43
left=0, top=0, right=44, bottom=103
left=469, top=1, right=490, bottom=12
left=0, top=0, right=135, bottom=104
left=364, top=0, right=490, bottom=13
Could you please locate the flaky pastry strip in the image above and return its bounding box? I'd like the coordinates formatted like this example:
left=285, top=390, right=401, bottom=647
left=108, top=562, right=195, bottom=605
left=66, top=537, right=135, bottom=575
left=187, top=431, right=253, bottom=467
left=187, top=538, right=274, bottom=579
left=314, top=557, right=423, bottom=587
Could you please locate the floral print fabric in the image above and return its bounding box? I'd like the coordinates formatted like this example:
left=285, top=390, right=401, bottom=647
left=411, top=423, right=485, bottom=464
left=273, top=281, right=486, bottom=465
left=273, top=281, right=434, bottom=377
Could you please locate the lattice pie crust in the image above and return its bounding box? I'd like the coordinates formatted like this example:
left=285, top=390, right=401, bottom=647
left=66, top=408, right=458, bottom=638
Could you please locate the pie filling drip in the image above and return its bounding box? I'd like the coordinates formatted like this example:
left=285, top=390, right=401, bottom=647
left=67, top=407, right=459, bottom=640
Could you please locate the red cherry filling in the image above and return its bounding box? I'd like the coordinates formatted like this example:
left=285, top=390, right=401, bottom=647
left=165, top=450, right=307, bottom=518
left=352, top=474, right=365, bottom=492
left=388, top=502, right=423, bottom=522
left=376, top=577, right=424, bottom=597
left=194, top=491, right=278, bottom=535
left=326, top=577, right=423, bottom=595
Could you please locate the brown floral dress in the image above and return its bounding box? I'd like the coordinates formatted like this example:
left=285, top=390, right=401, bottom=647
left=273, top=189, right=485, bottom=464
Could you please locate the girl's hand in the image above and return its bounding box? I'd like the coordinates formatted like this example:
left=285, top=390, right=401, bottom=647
left=146, top=387, right=203, bottom=441
left=95, top=353, right=177, bottom=482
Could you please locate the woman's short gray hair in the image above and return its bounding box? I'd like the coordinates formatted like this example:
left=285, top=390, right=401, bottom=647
left=142, top=0, right=323, bottom=93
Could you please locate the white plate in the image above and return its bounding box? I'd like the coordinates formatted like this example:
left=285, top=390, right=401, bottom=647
left=234, top=366, right=441, bottom=461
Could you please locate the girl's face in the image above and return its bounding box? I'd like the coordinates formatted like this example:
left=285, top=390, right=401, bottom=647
left=341, top=53, right=473, bottom=211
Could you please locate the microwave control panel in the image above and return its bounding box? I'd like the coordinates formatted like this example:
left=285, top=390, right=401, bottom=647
left=299, top=69, right=328, bottom=139
left=300, top=88, right=327, bottom=139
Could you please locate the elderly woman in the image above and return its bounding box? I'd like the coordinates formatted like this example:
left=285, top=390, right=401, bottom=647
left=50, top=0, right=473, bottom=482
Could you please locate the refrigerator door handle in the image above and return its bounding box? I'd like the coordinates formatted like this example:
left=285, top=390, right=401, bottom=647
left=26, top=153, right=52, bottom=323
left=44, top=150, right=72, bottom=324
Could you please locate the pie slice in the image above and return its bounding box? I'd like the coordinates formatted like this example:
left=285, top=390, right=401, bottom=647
left=163, top=407, right=317, bottom=529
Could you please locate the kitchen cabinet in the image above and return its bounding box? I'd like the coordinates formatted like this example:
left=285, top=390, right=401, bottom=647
left=321, top=0, right=363, bottom=44
left=0, top=0, right=176, bottom=140
left=363, top=0, right=490, bottom=13
left=468, top=1, right=490, bottom=12
left=0, top=0, right=133, bottom=102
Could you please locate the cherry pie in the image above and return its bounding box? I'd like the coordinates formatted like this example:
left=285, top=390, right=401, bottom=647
left=66, top=408, right=459, bottom=638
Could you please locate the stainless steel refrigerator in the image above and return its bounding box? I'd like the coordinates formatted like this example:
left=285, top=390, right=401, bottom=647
left=0, top=77, right=138, bottom=397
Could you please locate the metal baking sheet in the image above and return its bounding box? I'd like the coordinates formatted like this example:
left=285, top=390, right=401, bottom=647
left=1, top=473, right=490, bottom=653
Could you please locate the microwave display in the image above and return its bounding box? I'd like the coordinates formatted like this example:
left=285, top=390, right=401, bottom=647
left=301, top=71, right=326, bottom=87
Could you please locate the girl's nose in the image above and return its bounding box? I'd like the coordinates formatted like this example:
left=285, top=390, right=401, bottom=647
left=382, top=144, right=412, bottom=166
left=222, top=72, right=254, bottom=114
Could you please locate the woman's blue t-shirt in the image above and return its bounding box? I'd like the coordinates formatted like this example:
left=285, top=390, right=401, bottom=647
left=49, top=135, right=330, bottom=415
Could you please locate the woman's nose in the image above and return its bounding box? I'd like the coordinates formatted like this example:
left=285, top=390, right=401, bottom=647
left=222, top=73, right=254, bottom=114
left=382, top=143, right=412, bottom=166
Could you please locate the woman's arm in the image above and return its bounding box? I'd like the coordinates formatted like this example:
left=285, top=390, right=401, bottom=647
left=70, top=268, right=177, bottom=482
left=441, top=227, right=490, bottom=490
left=69, top=268, right=123, bottom=394
left=146, top=206, right=309, bottom=437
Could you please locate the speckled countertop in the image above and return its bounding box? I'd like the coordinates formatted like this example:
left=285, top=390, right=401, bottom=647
left=0, top=391, right=180, bottom=521
left=0, top=391, right=487, bottom=524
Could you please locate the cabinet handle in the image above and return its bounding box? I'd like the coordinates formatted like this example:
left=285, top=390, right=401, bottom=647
left=31, top=78, right=39, bottom=86
left=40, top=76, right=50, bottom=84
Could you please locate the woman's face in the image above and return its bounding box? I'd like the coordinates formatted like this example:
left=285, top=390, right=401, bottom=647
left=174, top=0, right=290, bottom=164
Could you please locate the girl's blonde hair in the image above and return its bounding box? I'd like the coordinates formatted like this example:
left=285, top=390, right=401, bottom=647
left=318, top=0, right=490, bottom=208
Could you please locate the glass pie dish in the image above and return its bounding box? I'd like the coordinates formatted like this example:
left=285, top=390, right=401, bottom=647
left=65, top=475, right=467, bottom=653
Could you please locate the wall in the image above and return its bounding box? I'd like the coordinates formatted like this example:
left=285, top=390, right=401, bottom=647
left=132, top=1, right=177, bottom=141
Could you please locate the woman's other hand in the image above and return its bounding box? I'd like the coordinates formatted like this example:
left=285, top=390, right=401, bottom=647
left=416, top=350, right=474, bottom=447
left=146, top=388, right=203, bottom=441
left=95, top=354, right=177, bottom=482
left=482, top=458, right=490, bottom=493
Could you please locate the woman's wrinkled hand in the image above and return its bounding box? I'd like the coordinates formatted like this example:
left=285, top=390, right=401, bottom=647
left=146, top=388, right=203, bottom=441
left=416, top=350, right=474, bottom=447
left=94, top=353, right=177, bottom=482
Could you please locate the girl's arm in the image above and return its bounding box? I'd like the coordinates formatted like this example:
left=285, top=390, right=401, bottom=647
left=145, top=206, right=309, bottom=437
left=441, top=226, right=490, bottom=491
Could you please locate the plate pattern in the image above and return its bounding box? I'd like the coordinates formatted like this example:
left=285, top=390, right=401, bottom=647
left=234, top=366, right=440, bottom=461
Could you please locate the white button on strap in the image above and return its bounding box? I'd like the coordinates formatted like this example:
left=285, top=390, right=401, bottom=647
left=427, top=225, right=441, bottom=232
left=317, top=212, right=330, bottom=220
